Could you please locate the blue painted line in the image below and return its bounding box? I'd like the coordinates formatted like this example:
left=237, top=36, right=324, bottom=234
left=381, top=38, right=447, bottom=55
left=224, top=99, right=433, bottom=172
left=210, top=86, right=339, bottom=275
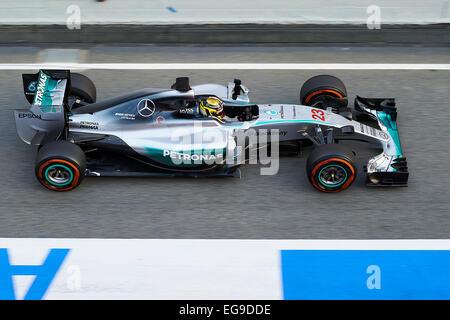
left=0, top=248, right=70, bottom=300
left=281, top=250, right=450, bottom=300
left=166, top=6, right=177, bottom=13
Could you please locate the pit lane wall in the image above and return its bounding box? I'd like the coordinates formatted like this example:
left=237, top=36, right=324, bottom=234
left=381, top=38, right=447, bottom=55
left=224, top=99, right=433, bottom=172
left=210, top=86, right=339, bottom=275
left=0, top=0, right=449, bottom=44
left=1, top=239, right=450, bottom=300
left=2, top=0, right=449, bottom=25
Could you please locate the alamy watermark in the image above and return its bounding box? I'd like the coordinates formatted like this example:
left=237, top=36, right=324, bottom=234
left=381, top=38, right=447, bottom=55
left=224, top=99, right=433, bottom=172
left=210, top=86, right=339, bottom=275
left=66, top=5, right=81, bottom=30
left=167, top=122, right=280, bottom=176
left=366, top=5, right=381, bottom=30
left=366, top=265, right=381, bottom=290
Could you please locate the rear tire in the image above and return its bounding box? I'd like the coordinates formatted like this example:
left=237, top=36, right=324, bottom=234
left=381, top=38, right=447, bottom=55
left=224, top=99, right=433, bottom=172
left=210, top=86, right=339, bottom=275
left=35, top=141, right=86, bottom=191
left=306, top=144, right=356, bottom=192
left=69, top=73, right=97, bottom=108
left=300, top=75, right=347, bottom=107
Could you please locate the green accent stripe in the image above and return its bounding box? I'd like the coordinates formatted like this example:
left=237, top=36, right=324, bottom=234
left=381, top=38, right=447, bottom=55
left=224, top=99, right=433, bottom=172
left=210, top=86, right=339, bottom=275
left=377, top=111, right=403, bottom=157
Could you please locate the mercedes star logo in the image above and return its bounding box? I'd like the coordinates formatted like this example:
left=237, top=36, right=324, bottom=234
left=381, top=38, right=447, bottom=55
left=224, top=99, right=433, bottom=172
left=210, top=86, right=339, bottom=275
left=137, top=99, right=155, bottom=117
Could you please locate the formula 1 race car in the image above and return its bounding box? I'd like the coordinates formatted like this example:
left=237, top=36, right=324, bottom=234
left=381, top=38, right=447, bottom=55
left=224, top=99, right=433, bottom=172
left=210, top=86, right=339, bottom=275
left=14, top=70, right=408, bottom=192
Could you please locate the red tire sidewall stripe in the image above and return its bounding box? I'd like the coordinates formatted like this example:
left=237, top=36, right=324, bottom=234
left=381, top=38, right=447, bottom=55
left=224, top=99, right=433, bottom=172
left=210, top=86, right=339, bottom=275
left=304, top=89, right=343, bottom=104
left=311, top=158, right=355, bottom=192
left=38, top=159, right=80, bottom=191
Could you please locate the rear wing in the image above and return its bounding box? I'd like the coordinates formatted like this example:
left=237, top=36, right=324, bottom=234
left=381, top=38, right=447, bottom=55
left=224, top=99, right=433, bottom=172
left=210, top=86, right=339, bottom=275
left=22, top=69, right=71, bottom=105
left=15, top=70, right=70, bottom=146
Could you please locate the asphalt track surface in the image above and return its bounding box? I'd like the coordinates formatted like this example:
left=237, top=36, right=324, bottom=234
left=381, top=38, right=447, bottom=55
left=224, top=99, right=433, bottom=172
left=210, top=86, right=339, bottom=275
left=0, top=45, right=449, bottom=239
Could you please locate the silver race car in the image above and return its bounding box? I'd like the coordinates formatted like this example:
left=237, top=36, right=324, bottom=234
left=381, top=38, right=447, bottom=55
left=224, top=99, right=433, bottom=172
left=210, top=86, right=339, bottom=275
left=14, top=70, right=408, bottom=192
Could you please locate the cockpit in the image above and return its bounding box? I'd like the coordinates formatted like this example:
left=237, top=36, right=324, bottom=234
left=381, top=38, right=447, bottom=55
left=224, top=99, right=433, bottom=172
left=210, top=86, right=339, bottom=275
left=158, top=96, right=258, bottom=122
left=167, top=77, right=259, bottom=122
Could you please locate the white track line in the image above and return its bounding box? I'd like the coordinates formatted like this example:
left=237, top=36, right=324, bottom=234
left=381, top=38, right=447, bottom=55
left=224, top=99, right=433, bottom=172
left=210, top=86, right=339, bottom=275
left=0, top=63, right=449, bottom=70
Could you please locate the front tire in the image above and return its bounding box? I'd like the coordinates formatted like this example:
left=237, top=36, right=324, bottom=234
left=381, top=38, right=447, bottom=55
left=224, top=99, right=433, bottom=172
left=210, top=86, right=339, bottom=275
left=306, top=144, right=357, bottom=192
left=300, top=75, right=347, bottom=107
left=35, top=141, right=86, bottom=191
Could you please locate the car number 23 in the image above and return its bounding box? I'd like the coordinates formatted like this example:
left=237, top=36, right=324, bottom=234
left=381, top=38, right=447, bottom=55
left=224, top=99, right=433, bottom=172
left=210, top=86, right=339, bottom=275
left=311, top=108, right=325, bottom=121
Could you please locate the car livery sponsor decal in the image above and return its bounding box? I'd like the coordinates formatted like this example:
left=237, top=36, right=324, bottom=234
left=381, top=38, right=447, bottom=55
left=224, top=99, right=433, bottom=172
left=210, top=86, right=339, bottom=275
left=145, top=147, right=225, bottom=166
left=114, top=112, right=136, bottom=120
left=27, top=81, right=37, bottom=93
left=264, top=109, right=278, bottom=116
left=18, top=112, right=42, bottom=120
left=79, top=121, right=99, bottom=130
left=137, top=99, right=155, bottom=118
left=33, top=71, right=48, bottom=106
left=163, top=149, right=223, bottom=162
left=179, top=107, right=194, bottom=115
left=359, top=123, right=389, bottom=141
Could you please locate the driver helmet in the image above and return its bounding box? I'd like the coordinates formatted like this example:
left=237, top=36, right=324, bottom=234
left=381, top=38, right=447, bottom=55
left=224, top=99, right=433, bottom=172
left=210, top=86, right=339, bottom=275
left=199, top=97, right=225, bottom=119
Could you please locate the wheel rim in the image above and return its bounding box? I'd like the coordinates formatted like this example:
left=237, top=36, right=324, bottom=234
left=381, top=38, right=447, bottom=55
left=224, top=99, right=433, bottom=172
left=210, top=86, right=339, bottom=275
left=44, top=164, right=74, bottom=186
left=318, top=164, right=347, bottom=187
